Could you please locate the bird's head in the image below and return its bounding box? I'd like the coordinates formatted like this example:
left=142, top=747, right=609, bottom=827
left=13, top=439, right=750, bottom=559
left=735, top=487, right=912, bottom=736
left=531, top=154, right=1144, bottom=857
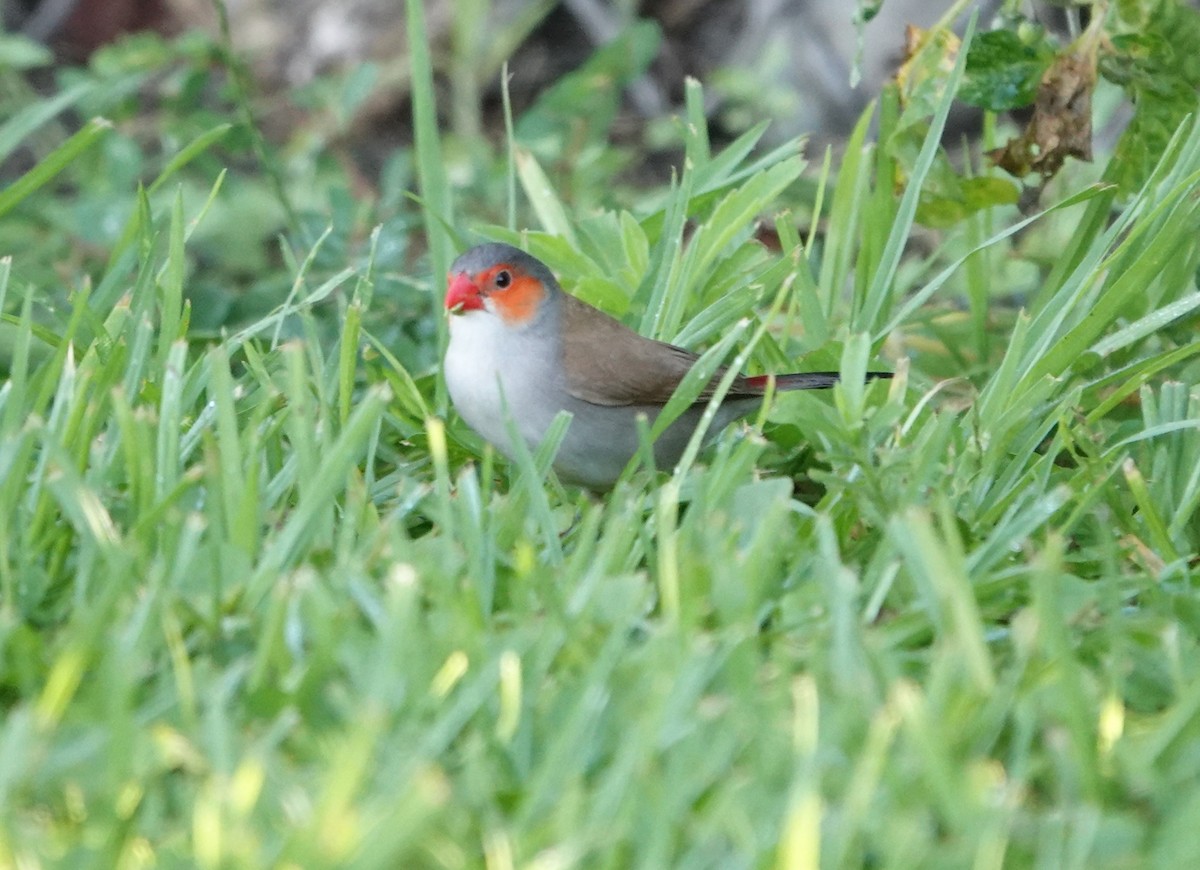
left=445, top=243, right=557, bottom=327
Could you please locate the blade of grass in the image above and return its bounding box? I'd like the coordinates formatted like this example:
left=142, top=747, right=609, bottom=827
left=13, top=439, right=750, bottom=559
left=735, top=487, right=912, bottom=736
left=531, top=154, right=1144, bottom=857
left=0, top=117, right=111, bottom=219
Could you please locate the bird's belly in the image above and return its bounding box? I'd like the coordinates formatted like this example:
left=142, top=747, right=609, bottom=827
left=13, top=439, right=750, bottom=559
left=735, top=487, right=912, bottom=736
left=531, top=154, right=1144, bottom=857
left=547, top=401, right=647, bottom=488
left=551, top=400, right=754, bottom=489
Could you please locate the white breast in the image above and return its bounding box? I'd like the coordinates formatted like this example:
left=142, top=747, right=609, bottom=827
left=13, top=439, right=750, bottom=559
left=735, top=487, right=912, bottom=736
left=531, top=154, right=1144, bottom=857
left=444, top=310, right=564, bottom=461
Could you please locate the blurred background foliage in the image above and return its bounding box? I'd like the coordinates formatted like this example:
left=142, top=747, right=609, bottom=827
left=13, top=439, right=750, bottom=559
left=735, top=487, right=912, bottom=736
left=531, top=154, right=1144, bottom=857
left=1, top=0, right=1199, bottom=377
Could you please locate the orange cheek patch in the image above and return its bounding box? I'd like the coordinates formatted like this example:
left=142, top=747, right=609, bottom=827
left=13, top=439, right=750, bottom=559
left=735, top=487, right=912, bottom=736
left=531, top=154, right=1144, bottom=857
left=491, top=275, right=543, bottom=325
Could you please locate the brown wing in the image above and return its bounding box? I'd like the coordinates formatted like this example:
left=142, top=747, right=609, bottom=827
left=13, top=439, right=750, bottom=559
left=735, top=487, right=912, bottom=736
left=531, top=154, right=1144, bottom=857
left=558, top=292, right=880, bottom=406
left=561, top=294, right=700, bottom=406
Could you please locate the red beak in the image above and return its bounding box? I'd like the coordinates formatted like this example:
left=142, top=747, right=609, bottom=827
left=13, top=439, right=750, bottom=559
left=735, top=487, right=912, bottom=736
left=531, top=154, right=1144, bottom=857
left=445, top=272, right=484, bottom=313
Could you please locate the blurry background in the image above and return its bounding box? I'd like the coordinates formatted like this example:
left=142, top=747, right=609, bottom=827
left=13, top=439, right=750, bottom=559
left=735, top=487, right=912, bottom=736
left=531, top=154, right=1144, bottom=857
left=4, top=0, right=999, bottom=150
left=3, top=0, right=997, bottom=348
left=1, top=0, right=1165, bottom=379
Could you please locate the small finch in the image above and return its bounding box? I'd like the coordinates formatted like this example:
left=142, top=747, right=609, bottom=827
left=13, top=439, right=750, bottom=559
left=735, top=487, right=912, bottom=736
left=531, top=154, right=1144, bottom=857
left=444, top=243, right=891, bottom=489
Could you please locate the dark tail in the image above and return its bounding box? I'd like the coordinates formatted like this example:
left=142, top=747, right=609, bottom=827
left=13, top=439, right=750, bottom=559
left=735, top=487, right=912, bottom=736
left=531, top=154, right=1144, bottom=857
left=743, top=371, right=893, bottom=391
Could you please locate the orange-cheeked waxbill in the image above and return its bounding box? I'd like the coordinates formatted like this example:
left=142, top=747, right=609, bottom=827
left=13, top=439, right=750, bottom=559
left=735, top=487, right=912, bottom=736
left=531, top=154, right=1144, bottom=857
left=444, top=242, right=891, bottom=489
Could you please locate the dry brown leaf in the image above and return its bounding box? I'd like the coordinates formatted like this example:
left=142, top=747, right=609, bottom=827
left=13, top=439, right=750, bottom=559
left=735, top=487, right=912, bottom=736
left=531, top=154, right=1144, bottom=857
left=990, top=33, right=1099, bottom=179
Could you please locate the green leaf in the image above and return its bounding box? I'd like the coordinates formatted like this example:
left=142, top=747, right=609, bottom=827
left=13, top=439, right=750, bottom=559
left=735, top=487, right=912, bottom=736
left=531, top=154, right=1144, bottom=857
left=914, top=173, right=1021, bottom=228
left=1102, top=0, right=1200, bottom=193
left=960, top=28, right=1056, bottom=111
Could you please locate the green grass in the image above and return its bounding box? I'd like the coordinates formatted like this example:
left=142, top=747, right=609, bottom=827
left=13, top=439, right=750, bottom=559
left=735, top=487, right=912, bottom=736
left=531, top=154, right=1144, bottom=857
left=2, top=12, right=1200, bottom=870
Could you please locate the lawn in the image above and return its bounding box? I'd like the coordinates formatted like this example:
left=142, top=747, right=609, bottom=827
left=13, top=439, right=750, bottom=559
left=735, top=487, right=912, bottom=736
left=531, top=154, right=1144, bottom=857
left=2, top=2, right=1200, bottom=868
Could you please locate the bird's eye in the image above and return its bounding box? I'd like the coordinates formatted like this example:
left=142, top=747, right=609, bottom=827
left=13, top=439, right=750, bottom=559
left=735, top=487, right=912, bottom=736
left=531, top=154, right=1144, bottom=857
left=494, top=270, right=512, bottom=289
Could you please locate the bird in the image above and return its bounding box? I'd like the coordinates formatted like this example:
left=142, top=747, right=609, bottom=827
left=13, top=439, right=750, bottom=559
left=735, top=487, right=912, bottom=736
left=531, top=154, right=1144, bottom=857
left=443, top=242, right=892, bottom=490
